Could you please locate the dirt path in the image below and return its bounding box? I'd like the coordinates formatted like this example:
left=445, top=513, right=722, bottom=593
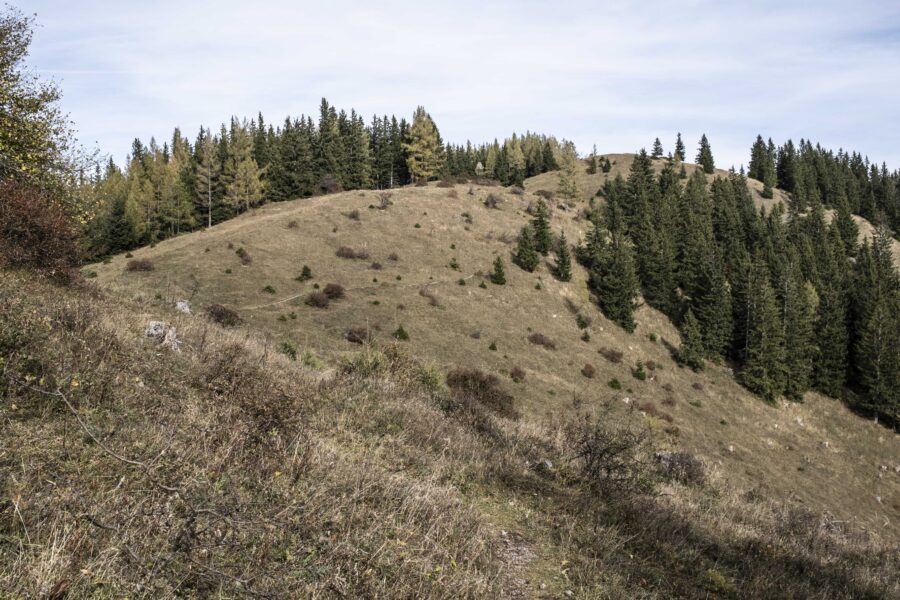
left=499, top=529, right=537, bottom=598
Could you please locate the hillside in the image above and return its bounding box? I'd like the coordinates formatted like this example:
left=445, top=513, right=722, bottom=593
left=88, top=165, right=900, bottom=543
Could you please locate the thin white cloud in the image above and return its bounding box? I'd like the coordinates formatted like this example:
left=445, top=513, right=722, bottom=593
left=25, top=0, right=900, bottom=169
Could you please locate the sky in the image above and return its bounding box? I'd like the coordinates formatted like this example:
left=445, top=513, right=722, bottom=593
left=24, top=0, right=900, bottom=170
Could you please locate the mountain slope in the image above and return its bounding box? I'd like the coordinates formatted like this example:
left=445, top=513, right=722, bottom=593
left=89, top=169, right=900, bottom=540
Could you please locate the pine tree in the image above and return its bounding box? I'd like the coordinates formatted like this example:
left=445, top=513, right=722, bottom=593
left=677, top=308, right=705, bottom=371
left=696, top=134, right=715, bottom=174
left=780, top=263, right=818, bottom=401
left=813, top=227, right=849, bottom=396
left=589, top=236, right=639, bottom=332
left=558, top=140, right=579, bottom=199
left=514, top=225, right=540, bottom=272
left=404, top=106, right=444, bottom=182
left=739, top=264, right=787, bottom=402
left=532, top=199, right=552, bottom=255
left=553, top=231, right=572, bottom=281
left=490, top=256, right=506, bottom=284
left=586, top=144, right=598, bottom=174
left=856, top=290, right=900, bottom=419
left=673, top=132, right=686, bottom=162
left=651, top=137, right=663, bottom=159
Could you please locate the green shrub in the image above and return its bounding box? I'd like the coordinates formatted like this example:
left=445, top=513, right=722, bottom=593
left=392, top=325, right=409, bottom=340
left=262, top=285, right=276, bottom=294
left=279, top=341, right=298, bottom=360
left=608, top=378, right=622, bottom=390
left=296, top=265, right=312, bottom=281
left=632, top=362, right=647, bottom=381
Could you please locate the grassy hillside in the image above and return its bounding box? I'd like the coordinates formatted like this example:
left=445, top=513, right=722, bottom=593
left=3, top=269, right=899, bottom=598
left=88, top=167, right=899, bottom=543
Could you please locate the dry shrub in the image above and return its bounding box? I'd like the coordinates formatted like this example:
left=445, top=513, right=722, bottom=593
left=446, top=368, right=517, bottom=419
left=0, top=181, right=78, bottom=281
left=447, top=189, right=459, bottom=199
left=370, top=261, right=383, bottom=270
left=286, top=219, right=299, bottom=229
left=323, top=283, right=345, bottom=299
left=535, top=189, right=554, bottom=200
left=581, top=363, right=596, bottom=378
left=662, top=382, right=674, bottom=392
left=377, top=192, right=393, bottom=209
left=345, top=327, right=369, bottom=344
left=346, top=208, right=361, bottom=220
left=510, top=366, right=526, bottom=382
left=599, top=346, right=624, bottom=363
left=692, top=382, right=704, bottom=391
left=484, top=193, right=502, bottom=209
left=388, top=252, right=399, bottom=261
left=336, top=246, right=369, bottom=260
left=419, top=288, right=439, bottom=307
left=509, top=185, right=524, bottom=196
left=305, top=291, right=330, bottom=308
left=655, top=451, right=706, bottom=485
left=126, top=259, right=155, bottom=272
left=661, top=396, right=676, bottom=407
left=638, top=401, right=674, bottom=423
left=437, top=177, right=455, bottom=188
left=235, top=246, right=252, bottom=265
left=527, top=332, right=556, bottom=350
left=205, top=303, right=242, bottom=327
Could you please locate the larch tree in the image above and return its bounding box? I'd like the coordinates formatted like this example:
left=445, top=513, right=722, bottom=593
left=404, top=106, right=444, bottom=182
left=558, top=140, right=579, bottom=199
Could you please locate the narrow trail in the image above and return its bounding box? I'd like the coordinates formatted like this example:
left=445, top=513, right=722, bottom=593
left=499, top=530, right=537, bottom=599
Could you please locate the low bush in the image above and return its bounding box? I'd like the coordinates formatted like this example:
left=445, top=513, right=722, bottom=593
left=419, top=288, right=439, bottom=307
left=446, top=368, right=517, bottom=419
left=336, top=246, right=369, bottom=260
left=346, top=209, right=360, bottom=220
left=286, top=219, right=299, bottom=229
left=484, top=193, right=502, bottom=209
left=278, top=341, right=298, bottom=360
left=581, top=363, right=596, bottom=378
left=509, top=185, right=524, bottom=196
left=638, top=401, right=673, bottom=423
left=126, top=259, right=155, bottom=272
left=262, top=285, right=276, bottom=294
left=305, top=291, right=330, bottom=308
left=599, top=346, right=624, bottom=363
left=392, top=325, right=409, bottom=340
left=296, top=265, right=312, bottom=281
left=345, top=327, right=369, bottom=344
left=576, top=313, right=591, bottom=329
left=632, top=362, right=647, bottom=381
left=205, top=303, right=242, bottom=327
left=323, top=283, right=345, bottom=299
left=608, top=378, right=622, bottom=390
left=370, top=261, right=383, bottom=270
left=510, top=366, right=526, bottom=382
left=388, top=252, right=399, bottom=261
left=655, top=451, right=705, bottom=485
left=527, top=332, right=556, bottom=350
left=535, top=189, right=554, bottom=200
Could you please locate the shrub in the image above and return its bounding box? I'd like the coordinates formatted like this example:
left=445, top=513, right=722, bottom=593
left=457, top=278, right=466, bottom=286
left=205, top=303, right=241, bottom=327
left=608, top=378, right=622, bottom=390
left=437, top=176, right=455, bottom=188
left=484, top=193, right=502, bottom=209
left=447, top=189, right=459, bottom=199
left=510, top=366, right=526, bottom=382
left=125, top=252, right=133, bottom=258
left=278, top=341, right=298, bottom=361
left=323, top=283, right=345, bottom=299
left=286, top=219, right=299, bottom=229
left=599, top=346, right=624, bottom=363
left=661, top=396, right=676, bottom=407
left=692, top=382, right=704, bottom=391
left=655, top=451, right=705, bottom=485
left=581, top=363, right=596, bottom=378
left=377, top=192, right=393, bottom=209
left=488, top=341, right=497, bottom=351
left=346, top=209, right=360, bottom=220
left=296, top=265, right=312, bottom=281
left=262, top=285, right=276, bottom=294
left=235, top=246, right=252, bottom=265
left=581, top=331, right=591, bottom=342
left=126, top=259, right=155, bottom=272
left=535, top=189, right=554, bottom=200
left=414, top=178, right=427, bottom=187
left=576, top=313, right=591, bottom=329
left=319, top=174, right=343, bottom=194
left=419, top=288, right=439, bottom=307
left=345, top=327, right=369, bottom=344
left=304, top=291, right=330, bottom=308
left=638, top=401, right=673, bottom=422
left=632, top=362, right=647, bottom=381
left=490, top=256, right=506, bottom=285
left=449, top=257, right=460, bottom=270
left=392, top=325, right=409, bottom=340
left=387, top=252, right=399, bottom=261
left=446, top=368, right=517, bottom=419
left=527, top=332, right=556, bottom=350
left=572, top=405, right=653, bottom=497
left=336, top=246, right=369, bottom=260
left=509, top=185, right=524, bottom=196
left=370, top=261, right=383, bottom=270
left=0, top=181, right=79, bottom=281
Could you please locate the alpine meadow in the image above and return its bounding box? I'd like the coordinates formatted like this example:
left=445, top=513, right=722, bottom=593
left=2, top=2, right=900, bottom=599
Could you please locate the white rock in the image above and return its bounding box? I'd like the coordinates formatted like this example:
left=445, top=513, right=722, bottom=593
left=162, top=326, right=180, bottom=352
left=175, top=300, right=191, bottom=314
left=145, top=321, right=166, bottom=338
left=727, top=445, right=735, bottom=453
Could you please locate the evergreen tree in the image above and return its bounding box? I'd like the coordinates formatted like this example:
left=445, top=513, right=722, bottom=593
left=490, top=256, right=506, bottom=284
left=780, top=262, right=818, bottom=401
left=589, top=236, right=640, bottom=332
left=856, top=290, right=900, bottom=419
left=696, top=134, right=715, bottom=174
left=739, top=263, right=787, bottom=402
left=553, top=231, right=572, bottom=282
left=532, top=199, right=552, bottom=255
left=677, top=308, right=705, bottom=371
left=813, top=227, right=849, bottom=396
left=558, top=140, right=579, bottom=199
left=404, top=106, right=444, bottom=182
left=673, top=132, right=685, bottom=162
left=586, top=144, right=598, bottom=174
left=651, top=137, right=663, bottom=159
left=514, top=225, right=540, bottom=272
left=506, top=135, right=526, bottom=186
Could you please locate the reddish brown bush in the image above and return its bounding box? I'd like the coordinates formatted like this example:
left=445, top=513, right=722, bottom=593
left=323, top=283, right=345, bottom=300
left=419, top=288, right=439, bottom=307
left=345, top=327, right=369, bottom=344
left=370, top=261, right=383, bottom=270
left=205, top=303, right=242, bottom=327
left=661, top=396, right=676, bottom=407
left=638, top=401, right=674, bottom=423
left=388, top=252, right=399, bottom=261
left=599, top=346, right=624, bottom=363
left=510, top=366, right=526, bottom=382
left=0, top=181, right=78, bottom=281
left=305, top=291, right=330, bottom=308
left=346, top=209, right=360, bottom=220
left=581, top=363, right=596, bottom=378
left=527, top=332, right=556, bottom=350
left=692, top=382, right=704, bottom=391
left=446, top=368, right=517, bottom=419
left=126, top=259, right=154, bottom=272
left=336, top=246, right=369, bottom=260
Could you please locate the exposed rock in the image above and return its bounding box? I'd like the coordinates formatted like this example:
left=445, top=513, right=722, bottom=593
left=175, top=300, right=191, bottom=314
left=146, top=321, right=166, bottom=338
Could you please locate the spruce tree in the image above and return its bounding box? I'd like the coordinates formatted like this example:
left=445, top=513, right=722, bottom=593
left=856, top=290, right=900, bottom=419
left=739, top=264, right=787, bottom=402
left=490, top=256, right=506, bottom=284
left=781, top=266, right=818, bottom=401
left=677, top=308, right=705, bottom=371
left=553, top=231, right=572, bottom=282
left=696, top=134, right=715, bottom=174
left=651, top=137, right=663, bottom=159
left=403, top=106, right=444, bottom=182
left=673, top=133, right=685, bottom=162
left=514, top=225, right=540, bottom=272
left=589, top=236, right=639, bottom=333
left=586, top=144, right=598, bottom=174
left=532, top=199, right=552, bottom=255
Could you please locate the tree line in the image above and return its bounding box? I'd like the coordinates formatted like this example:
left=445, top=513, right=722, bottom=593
left=81, top=101, right=563, bottom=256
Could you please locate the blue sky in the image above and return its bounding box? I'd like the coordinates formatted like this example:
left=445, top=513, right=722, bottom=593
left=24, top=0, right=900, bottom=170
